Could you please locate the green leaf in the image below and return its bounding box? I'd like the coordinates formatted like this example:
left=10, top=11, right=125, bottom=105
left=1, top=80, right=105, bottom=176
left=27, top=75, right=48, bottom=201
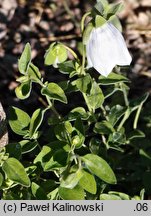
left=48, top=140, right=70, bottom=152
left=81, top=154, right=117, bottom=184
left=109, top=191, right=130, bottom=200
left=0, top=149, right=7, bottom=163
left=29, top=108, right=46, bottom=138
left=140, top=189, right=145, bottom=200
left=127, top=130, right=145, bottom=140
left=44, top=42, right=56, bottom=65
left=19, top=140, right=38, bottom=154
left=9, top=107, right=30, bottom=136
left=2, top=158, right=30, bottom=187
left=15, top=81, right=32, bottom=100
left=89, top=138, right=100, bottom=155
left=72, top=118, right=85, bottom=149
left=34, top=145, right=52, bottom=168
left=100, top=194, right=121, bottom=200
left=72, top=74, right=92, bottom=93
left=107, top=2, right=124, bottom=16
left=0, top=172, right=4, bottom=187
left=41, top=83, right=67, bottom=104
left=109, top=131, right=126, bottom=144
left=79, top=170, right=97, bottom=194
left=54, top=122, right=71, bottom=143
left=41, top=180, right=57, bottom=194
left=94, top=1, right=108, bottom=14
left=48, top=188, right=58, bottom=200
left=44, top=43, right=68, bottom=66
left=25, top=166, right=37, bottom=175
left=97, top=0, right=108, bottom=6
left=108, top=105, right=126, bottom=126
left=64, top=121, right=73, bottom=134
left=54, top=124, right=68, bottom=142
left=31, top=182, right=47, bottom=200
left=44, top=149, right=68, bottom=171
left=16, top=76, right=29, bottom=83
left=130, top=93, right=149, bottom=111
left=18, top=43, right=31, bottom=74
left=68, top=107, right=89, bottom=120
left=109, top=15, right=122, bottom=32
left=86, top=81, right=104, bottom=111
left=58, top=60, right=75, bottom=74
left=58, top=81, right=69, bottom=91
left=139, top=149, right=151, bottom=161
left=28, top=63, right=41, bottom=82
left=98, top=72, right=129, bottom=85
left=6, top=143, right=22, bottom=160
left=58, top=185, right=85, bottom=200
left=94, top=121, right=115, bottom=135
left=95, top=15, right=106, bottom=28
left=60, top=169, right=83, bottom=189
left=53, top=43, right=68, bottom=64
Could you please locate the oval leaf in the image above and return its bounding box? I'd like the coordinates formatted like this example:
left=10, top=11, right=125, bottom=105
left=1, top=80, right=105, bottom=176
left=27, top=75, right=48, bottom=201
left=81, top=154, right=117, bottom=184
left=44, top=43, right=68, bottom=66
left=58, top=185, right=85, bottom=200
left=34, top=145, right=52, bottom=168
left=79, top=170, right=97, bottom=194
left=68, top=107, right=89, bottom=120
left=86, top=81, right=104, bottom=111
left=41, top=83, right=67, bottom=104
left=94, top=121, right=115, bottom=135
left=60, top=169, right=83, bottom=189
left=98, top=72, right=129, bottom=85
left=0, top=172, right=4, bottom=187
left=19, top=140, right=38, bottom=154
left=18, top=43, right=31, bottom=74
left=28, top=63, right=41, bottom=82
left=100, top=194, right=121, bottom=200
left=2, top=157, right=30, bottom=187
left=44, top=149, right=68, bottom=171
left=15, top=81, right=32, bottom=100
left=72, top=74, right=92, bottom=94
left=29, top=108, right=45, bottom=138
left=107, top=2, right=124, bottom=15
left=9, top=107, right=30, bottom=136
left=31, top=182, right=47, bottom=200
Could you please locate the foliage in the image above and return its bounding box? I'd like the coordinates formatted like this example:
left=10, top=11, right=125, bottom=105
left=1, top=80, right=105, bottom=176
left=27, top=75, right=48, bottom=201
left=0, top=0, right=150, bottom=200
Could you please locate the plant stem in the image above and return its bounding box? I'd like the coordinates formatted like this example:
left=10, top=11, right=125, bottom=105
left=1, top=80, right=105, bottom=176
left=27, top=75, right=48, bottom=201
left=117, top=109, right=130, bottom=131
left=81, top=12, right=91, bottom=33
left=62, top=44, right=79, bottom=60
left=133, top=104, right=143, bottom=129
left=101, top=105, right=109, bottom=121
left=102, top=135, right=109, bottom=149
left=81, top=44, right=86, bottom=75
left=38, top=80, right=61, bottom=119
left=46, top=96, right=61, bottom=119
left=120, top=83, right=129, bottom=106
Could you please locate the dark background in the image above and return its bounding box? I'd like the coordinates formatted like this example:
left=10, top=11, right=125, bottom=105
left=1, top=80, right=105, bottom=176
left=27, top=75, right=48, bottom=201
left=0, top=0, right=151, bottom=139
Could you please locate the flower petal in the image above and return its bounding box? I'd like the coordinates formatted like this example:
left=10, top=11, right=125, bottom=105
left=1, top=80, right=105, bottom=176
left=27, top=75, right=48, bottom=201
left=86, top=22, right=132, bottom=77
left=107, top=23, right=132, bottom=66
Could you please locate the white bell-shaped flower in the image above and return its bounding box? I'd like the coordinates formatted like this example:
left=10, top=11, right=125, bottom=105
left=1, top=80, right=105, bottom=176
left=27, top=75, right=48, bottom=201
left=86, top=22, right=132, bottom=77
